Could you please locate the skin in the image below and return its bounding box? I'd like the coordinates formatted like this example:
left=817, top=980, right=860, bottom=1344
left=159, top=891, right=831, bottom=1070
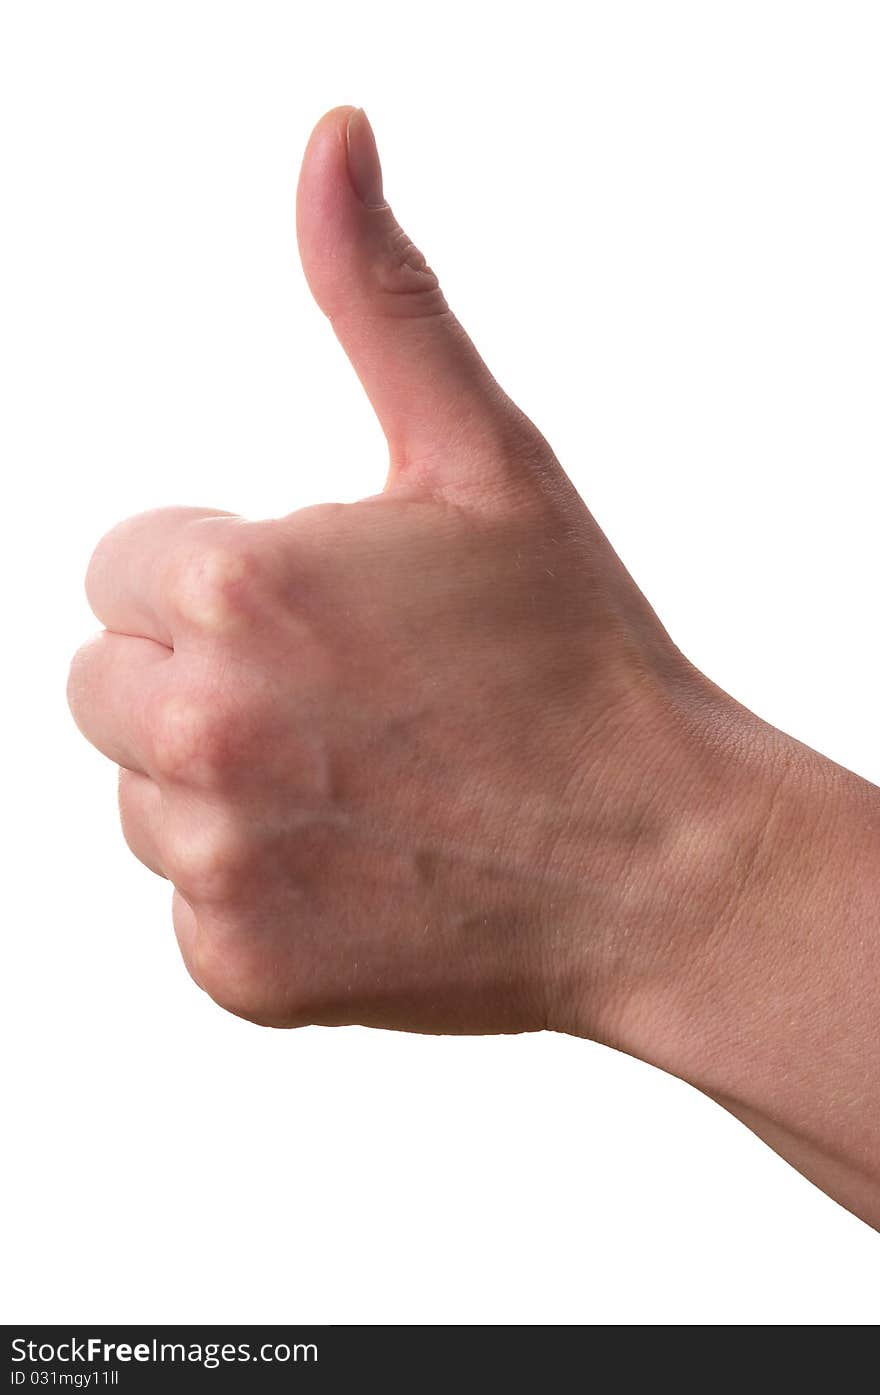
left=68, top=107, right=880, bottom=1228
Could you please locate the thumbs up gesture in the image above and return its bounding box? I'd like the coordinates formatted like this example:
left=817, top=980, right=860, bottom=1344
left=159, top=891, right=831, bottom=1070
left=67, top=107, right=772, bottom=1037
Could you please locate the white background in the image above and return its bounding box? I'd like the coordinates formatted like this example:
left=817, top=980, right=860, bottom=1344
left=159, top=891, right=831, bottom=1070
left=2, top=1, right=878, bottom=1324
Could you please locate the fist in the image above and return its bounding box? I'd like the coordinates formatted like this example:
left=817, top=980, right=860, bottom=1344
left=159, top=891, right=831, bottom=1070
left=68, top=108, right=746, bottom=1037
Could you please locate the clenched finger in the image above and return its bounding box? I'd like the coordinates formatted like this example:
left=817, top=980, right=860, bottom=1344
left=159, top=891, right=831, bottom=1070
left=118, top=768, right=167, bottom=878
left=67, top=630, right=171, bottom=773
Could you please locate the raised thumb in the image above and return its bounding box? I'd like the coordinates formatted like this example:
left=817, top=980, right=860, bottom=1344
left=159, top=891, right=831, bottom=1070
left=296, top=106, right=537, bottom=496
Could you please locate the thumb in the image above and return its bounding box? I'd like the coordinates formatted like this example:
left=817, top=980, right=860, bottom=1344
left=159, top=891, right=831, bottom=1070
left=296, top=106, right=540, bottom=497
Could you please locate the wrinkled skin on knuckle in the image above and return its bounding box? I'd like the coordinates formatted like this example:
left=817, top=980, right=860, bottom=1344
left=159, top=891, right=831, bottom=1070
left=163, top=520, right=277, bottom=634
left=167, top=824, right=251, bottom=906
left=188, top=919, right=312, bottom=1029
left=149, top=690, right=242, bottom=789
left=371, top=221, right=448, bottom=319
left=165, top=548, right=251, bottom=634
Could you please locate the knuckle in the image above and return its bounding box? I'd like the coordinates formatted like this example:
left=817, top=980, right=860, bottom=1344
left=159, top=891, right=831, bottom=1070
left=374, top=223, right=448, bottom=319
left=150, top=692, right=237, bottom=785
left=165, top=527, right=266, bottom=633
left=189, top=935, right=267, bottom=1023
left=189, top=921, right=310, bottom=1028
left=168, top=824, right=249, bottom=905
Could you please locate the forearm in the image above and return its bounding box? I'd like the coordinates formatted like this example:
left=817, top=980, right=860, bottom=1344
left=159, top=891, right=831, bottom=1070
left=599, top=695, right=880, bottom=1227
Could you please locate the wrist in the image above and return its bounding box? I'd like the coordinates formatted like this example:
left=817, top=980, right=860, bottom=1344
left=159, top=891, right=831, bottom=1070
left=566, top=680, right=880, bottom=1193
left=549, top=675, right=865, bottom=1058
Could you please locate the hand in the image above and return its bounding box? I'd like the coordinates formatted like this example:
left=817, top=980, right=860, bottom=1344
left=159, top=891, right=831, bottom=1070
left=65, top=109, right=800, bottom=1039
